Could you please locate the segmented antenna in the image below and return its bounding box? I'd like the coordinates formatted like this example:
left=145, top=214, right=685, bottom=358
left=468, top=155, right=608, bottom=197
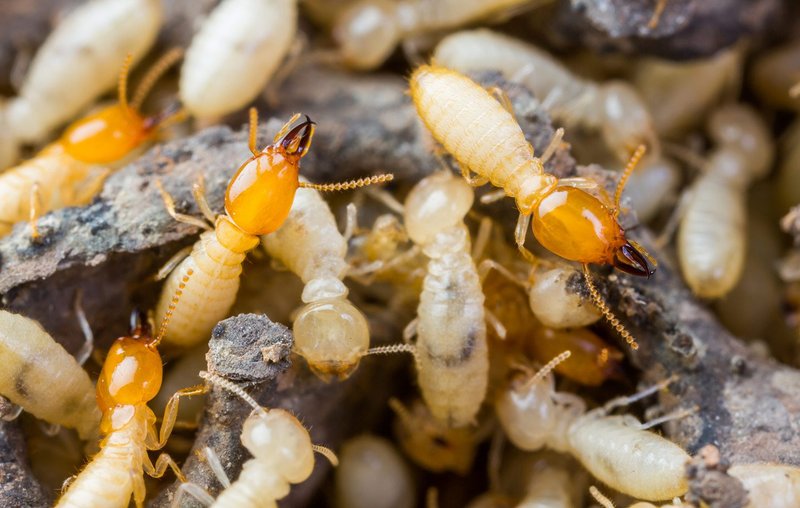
left=311, top=444, right=339, bottom=466
left=613, top=144, right=647, bottom=217
left=521, top=350, right=571, bottom=391
left=582, top=264, right=639, bottom=350
left=248, top=107, right=260, bottom=156
left=647, top=0, right=668, bottom=30
left=152, top=268, right=194, bottom=347
left=300, top=174, right=394, bottom=192
left=198, top=371, right=267, bottom=417
left=118, top=53, right=133, bottom=115
left=588, top=486, right=615, bottom=508
left=131, top=47, right=184, bottom=110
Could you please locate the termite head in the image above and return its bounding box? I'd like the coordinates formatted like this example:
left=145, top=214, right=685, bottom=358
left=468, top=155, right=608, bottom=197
left=334, top=0, right=399, bottom=70
left=96, top=310, right=163, bottom=430
left=225, top=114, right=316, bottom=236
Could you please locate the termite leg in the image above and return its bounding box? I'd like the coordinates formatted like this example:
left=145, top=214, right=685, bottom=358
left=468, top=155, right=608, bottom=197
left=471, top=216, right=492, bottom=260
left=540, top=128, right=565, bottom=165
left=343, top=203, right=357, bottom=242
left=202, top=446, right=232, bottom=488
left=73, top=290, right=94, bottom=366
left=365, top=186, right=405, bottom=215
left=458, top=162, right=489, bottom=187
left=639, top=405, right=697, bottom=430
left=192, top=175, right=216, bottom=224
left=596, top=374, right=678, bottom=416
left=144, top=451, right=188, bottom=483
left=655, top=188, right=692, bottom=248
left=154, top=246, right=193, bottom=281
left=148, top=385, right=208, bottom=450
left=486, top=86, right=515, bottom=116
left=513, top=213, right=538, bottom=264
left=171, top=483, right=214, bottom=508
left=155, top=180, right=213, bottom=231
left=484, top=308, right=507, bottom=340
left=479, top=188, right=507, bottom=205
left=132, top=469, right=147, bottom=508
left=402, top=318, right=418, bottom=343
left=74, top=168, right=111, bottom=204
left=477, top=259, right=526, bottom=287
left=28, top=182, right=41, bottom=239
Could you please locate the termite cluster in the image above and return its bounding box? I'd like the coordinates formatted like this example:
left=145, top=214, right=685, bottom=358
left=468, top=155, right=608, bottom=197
left=0, top=0, right=799, bottom=507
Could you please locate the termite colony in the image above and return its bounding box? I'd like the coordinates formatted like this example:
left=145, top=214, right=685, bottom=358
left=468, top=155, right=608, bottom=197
left=1, top=0, right=800, bottom=507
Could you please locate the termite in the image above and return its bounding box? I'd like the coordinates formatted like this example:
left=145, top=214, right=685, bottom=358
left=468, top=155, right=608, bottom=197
left=495, top=352, right=691, bottom=500
left=334, top=434, right=415, bottom=508
left=0, top=310, right=100, bottom=441
left=261, top=175, right=391, bottom=381
left=515, top=452, right=584, bottom=508
left=173, top=371, right=337, bottom=507
left=0, top=49, right=184, bottom=238
left=389, top=397, right=477, bottom=474
left=749, top=39, right=800, bottom=112
left=677, top=104, right=774, bottom=298
left=56, top=275, right=206, bottom=508
left=330, top=0, right=543, bottom=71
left=589, top=485, right=687, bottom=508
left=728, top=463, right=800, bottom=508
left=432, top=29, right=659, bottom=161
left=155, top=108, right=390, bottom=348
left=6, top=0, right=162, bottom=145
left=409, top=64, right=654, bottom=350
left=180, top=0, right=298, bottom=119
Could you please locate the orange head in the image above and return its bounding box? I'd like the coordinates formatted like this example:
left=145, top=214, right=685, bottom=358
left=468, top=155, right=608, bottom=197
left=531, top=186, right=653, bottom=277
left=224, top=115, right=316, bottom=236
left=96, top=311, right=162, bottom=427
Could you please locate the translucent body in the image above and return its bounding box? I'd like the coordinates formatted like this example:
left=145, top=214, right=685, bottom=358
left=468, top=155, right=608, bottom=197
left=6, top=0, right=161, bottom=143
left=262, top=180, right=368, bottom=380
left=0, top=311, right=100, bottom=440
left=622, top=157, right=681, bottom=224
left=433, top=29, right=658, bottom=159
left=749, top=39, right=800, bottom=112
left=678, top=105, right=774, bottom=298
left=728, top=463, right=800, bottom=508
left=212, top=409, right=315, bottom=507
left=517, top=460, right=578, bottom=508
left=180, top=0, right=297, bottom=118
left=528, top=327, right=623, bottom=386
left=527, top=263, right=601, bottom=328
left=333, top=0, right=531, bottom=70
left=633, top=49, right=741, bottom=136
left=335, top=435, right=414, bottom=508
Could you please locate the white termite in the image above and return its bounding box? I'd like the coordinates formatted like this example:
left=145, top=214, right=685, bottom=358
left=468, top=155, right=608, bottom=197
left=728, top=463, right=800, bottom=508
left=180, top=0, right=298, bottom=119
left=6, top=0, right=162, bottom=144
left=495, top=353, right=691, bottom=501
left=589, top=485, right=688, bottom=508
left=432, top=29, right=658, bottom=161
left=0, top=310, right=99, bottom=440
left=677, top=104, right=774, bottom=298
left=262, top=178, right=370, bottom=381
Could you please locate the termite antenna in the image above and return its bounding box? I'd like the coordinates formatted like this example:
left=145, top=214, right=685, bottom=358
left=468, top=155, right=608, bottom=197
left=118, top=53, right=133, bottom=115
left=299, top=174, right=395, bottom=192
left=582, top=264, right=639, bottom=350
left=248, top=107, right=260, bottom=156
left=152, top=268, right=194, bottom=347
left=131, top=47, right=185, bottom=110
left=311, top=444, right=339, bottom=466
left=520, top=350, right=571, bottom=391
left=647, top=0, right=668, bottom=30
left=198, top=371, right=268, bottom=418
left=614, top=144, right=647, bottom=217
left=588, top=485, right=615, bottom=508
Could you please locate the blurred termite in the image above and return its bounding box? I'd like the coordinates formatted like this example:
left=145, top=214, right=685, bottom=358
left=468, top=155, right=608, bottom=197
left=57, top=276, right=206, bottom=508
left=749, top=39, right=800, bottom=112
left=180, top=0, right=298, bottom=119
left=0, top=49, right=184, bottom=238
left=495, top=352, right=692, bottom=501
left=173, top=371, right=337, bottom=507
left=262, top=176, right=391, bottom=381
left=677, top=104, right=774, bottom=298
left=410, top=65, right=654, bottom=350
left=155, top=108, right=391, bottom=348
left=589, top=485, right=687, bottom=508
left=776, top=119, right=800, bottom=213
left=432, top=29, right=659, bottom=161
left=389, top=397, right=478, bottom=474
left=728, top=463, right=800, bottom=508
left=330, top=0, right=552, bottom=70
left=334, top=434, right=415, bottom=508
left=5, top=0, right=162, bottom=148
left=0, top=310, right=100, bottom=440
left=515, top=452, right=584, bottom=508
left=633, top=48, right=742, bottom=137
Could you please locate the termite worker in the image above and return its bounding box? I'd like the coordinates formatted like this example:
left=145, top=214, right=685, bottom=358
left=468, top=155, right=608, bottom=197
left=56, top=275, right=205, bottom=508
left=6, top=0, right=162, bottom=145
left=409, top=65, right=654, bottom=349
left=0, top=49, right=184, bottom=238
left=0, top=310, right=99, bottom=440
left=331, top=0, right=543, bottom=70
left=180, top=0, right=298, bottom=119
left=155, top=108, right=390, bottom=348
left=262, top=175, right=391, bottom=381
left=432, top=29, right=659, bottom=161
left=174, top=371, right=337, bottom=508
left=495, top=353, right=691, bottom=501
left=677, top=104, right=774, bottom=298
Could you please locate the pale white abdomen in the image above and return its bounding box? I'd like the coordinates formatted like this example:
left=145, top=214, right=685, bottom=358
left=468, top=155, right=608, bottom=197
left=156, top=231, right=247, bottom=348
left=213, top=465, right=287, bottom=508
left=411, top=0, right=531, bottom=31
left=678, top=174, right=745, bottom=298
left=7, top=0, right=161, bottom=142
left=568, top=415, right=689, bottom=501
left=180, top=0, right=297, bottom=118
left=416, top=240, right=487, bottom=427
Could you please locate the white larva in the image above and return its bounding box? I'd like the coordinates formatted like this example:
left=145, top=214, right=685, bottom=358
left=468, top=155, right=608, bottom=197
left=678, top=104, right=774, bottom=298
left=180, top=0, right=298, bottom=119
left=6, top=0, right=162, bottom=143
left=432, top=29, right=658, bottom=160
left=0, top=310, right=99, bottom=440
left=262, top=178, right=370, bottom=381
